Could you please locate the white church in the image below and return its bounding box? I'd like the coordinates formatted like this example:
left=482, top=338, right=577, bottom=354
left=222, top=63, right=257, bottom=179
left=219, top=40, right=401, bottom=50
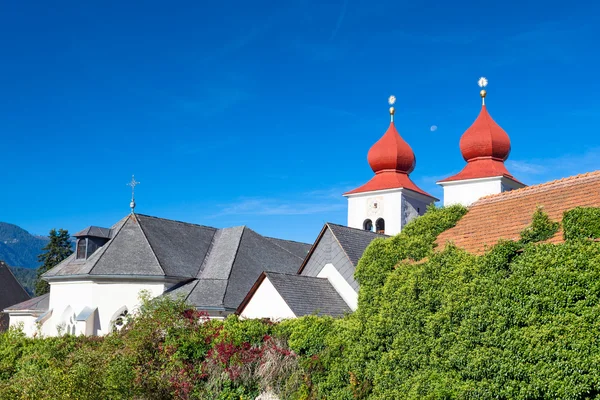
left=6, top=80, right=600, bottom=336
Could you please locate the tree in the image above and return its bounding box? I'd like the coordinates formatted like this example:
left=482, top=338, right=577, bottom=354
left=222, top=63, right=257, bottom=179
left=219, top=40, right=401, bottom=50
left=35, top=229, right=73, bottom=296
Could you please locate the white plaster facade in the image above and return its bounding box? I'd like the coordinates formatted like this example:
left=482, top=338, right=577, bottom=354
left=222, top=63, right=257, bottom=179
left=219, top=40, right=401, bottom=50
left=10, top=279, right=170, bottom=337
left=438, top=176, right=525, bottom=207
left=345, top=188, right=434, bottom=235
left=316, top=263, right=358, bottom=310
left=239, top=277, right=296, bottom=320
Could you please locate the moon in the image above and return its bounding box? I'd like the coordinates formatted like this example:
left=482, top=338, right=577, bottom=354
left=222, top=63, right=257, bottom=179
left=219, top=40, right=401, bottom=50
left=430, top=125, right=438, bottom=132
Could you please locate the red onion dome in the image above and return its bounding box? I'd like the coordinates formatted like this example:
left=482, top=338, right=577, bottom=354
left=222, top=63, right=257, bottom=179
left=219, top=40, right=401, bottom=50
left=459, top=105, right=511, bottom=162
left=367, top=122, right=416, bottom=174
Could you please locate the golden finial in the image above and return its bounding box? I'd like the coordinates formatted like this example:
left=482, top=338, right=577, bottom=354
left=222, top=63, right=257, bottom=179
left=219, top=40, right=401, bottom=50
left=388, top=95, right=396, bottom=122
left=478, top=77, right=488, bottom=106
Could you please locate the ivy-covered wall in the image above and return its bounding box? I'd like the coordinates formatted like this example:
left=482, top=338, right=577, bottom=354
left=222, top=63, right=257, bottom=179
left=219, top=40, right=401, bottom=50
left=2, top=205, right=600, bottom=399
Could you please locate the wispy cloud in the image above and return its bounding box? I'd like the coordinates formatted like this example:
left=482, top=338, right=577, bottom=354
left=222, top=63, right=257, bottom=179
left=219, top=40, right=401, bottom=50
left=212, top=198, right=345, bottom=217
left=329, top=0, right=348, bottom=41
left=505, top=160, right=547, bottom=175
left=507, top=147, right=600, bottom=184
left=209, top=185, right=353, bottom=218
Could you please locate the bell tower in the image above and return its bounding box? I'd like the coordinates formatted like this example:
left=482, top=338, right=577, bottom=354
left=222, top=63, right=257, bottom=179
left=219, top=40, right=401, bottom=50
left=437, top=78, right=525, bottom=206
left=343, top=96, right=438, bottom=235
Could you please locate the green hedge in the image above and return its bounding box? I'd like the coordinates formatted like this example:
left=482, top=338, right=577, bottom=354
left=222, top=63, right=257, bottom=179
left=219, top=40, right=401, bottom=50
left=563, top=207, right=600, bottom=240
left=3, top=205, right=600, bottom=399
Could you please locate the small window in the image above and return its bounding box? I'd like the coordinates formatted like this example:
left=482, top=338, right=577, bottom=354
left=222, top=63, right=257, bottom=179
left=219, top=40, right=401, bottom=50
left=363, top=219, right=373, bottom=232
left=376, top=218, right=385, bottom=234
left=76, top=239, right=87, bottom=259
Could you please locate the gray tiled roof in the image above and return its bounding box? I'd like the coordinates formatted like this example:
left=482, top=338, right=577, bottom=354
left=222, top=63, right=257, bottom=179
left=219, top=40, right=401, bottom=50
left=166, top=227, right=309, bottom=312
left=42, top=213, right=310, bottom=314
left=265, top=237, right=311, bottom=259
left=265, top=272, right=350, bottom=317
left=327, top=223, right=387, bottom=266
left=4, top=293, right=48, bottom=313
left=1, top=261, right=31, bottom=328
left=74, top=226, right=111, bottom=238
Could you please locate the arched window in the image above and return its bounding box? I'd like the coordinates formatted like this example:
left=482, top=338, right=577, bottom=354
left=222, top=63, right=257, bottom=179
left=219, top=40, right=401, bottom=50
left=76, top=238, right=87, bottom=259
left=363, top=219, right=373, bottom=232
left=376, top=218, right=385, bottom=234
left=110, top=306, right=129, bottom=331
left=60, top=306, right=76, bottom=335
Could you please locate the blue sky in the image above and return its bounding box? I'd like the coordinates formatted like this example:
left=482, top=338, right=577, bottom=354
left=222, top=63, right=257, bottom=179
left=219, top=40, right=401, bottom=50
left=1, top=0, right=599, bottom=243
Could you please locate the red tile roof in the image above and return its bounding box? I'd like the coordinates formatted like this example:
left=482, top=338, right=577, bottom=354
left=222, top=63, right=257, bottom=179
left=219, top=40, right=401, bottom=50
left=344, top=170, right=436, bottom=198
left=438, top=105, right=520, bottom=183
left=436, top=171, right=600, bottom=254
left=345, top=120, right=434, bottom=199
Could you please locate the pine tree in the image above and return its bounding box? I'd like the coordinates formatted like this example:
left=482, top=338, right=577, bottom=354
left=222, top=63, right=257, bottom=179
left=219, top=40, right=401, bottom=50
left=35, top=228, right=73, bottom=296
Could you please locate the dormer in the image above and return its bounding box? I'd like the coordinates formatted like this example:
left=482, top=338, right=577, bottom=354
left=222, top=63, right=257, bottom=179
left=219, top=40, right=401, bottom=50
left=73, top=226, right=111, bottom=260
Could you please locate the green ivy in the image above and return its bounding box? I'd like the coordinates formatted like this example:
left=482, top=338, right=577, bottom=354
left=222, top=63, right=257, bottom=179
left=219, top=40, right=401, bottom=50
left=3, top=206, right=600, bottom=400
left=519, top=206, right=560, bottom=244
left=563, top=207, right=600, bottom=240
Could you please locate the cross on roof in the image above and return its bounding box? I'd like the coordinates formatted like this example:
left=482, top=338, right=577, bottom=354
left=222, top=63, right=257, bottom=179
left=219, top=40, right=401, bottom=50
left=127, top=175, right=140, bottom=213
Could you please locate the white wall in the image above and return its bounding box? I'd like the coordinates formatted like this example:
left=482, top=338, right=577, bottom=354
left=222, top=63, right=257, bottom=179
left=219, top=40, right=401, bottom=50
left=317, top=263, right=358, bottom=310
left=346, top=189, right=433, bottom=236
left=346, top=190, right=404, bottom=235
left=439, top=177, right=525, bottom=207
left=41, top=280, right=167, bottom=337
left=8, top=315, right=39, bottom=337
left=240, top=277, right=296, bottom=320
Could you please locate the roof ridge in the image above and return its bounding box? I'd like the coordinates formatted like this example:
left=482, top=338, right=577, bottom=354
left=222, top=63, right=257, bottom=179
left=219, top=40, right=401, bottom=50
left=220, top=226, right=246, bottom=307
left=265, top=236, right=311, bottom=246
left=260, top=230, right=306, bottom=260
left=135, top=213, right=218, bottom=231
left=195, top=229, right=222, bottom=278
left=125, top=214, right=167, bottom=276
left=44, top=215, right=131, bottom=278
left=474, top=170, right=600, bottom=205
left=266, top=271, right=326, bottom=279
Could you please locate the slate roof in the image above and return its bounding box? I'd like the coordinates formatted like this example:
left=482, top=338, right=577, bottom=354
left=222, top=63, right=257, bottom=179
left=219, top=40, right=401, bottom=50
left=436, top=171, right=600, bottom=254
left=42, top=213, right=310, bottom=313
left=0, top=261, right=30, bottom=328
left=327, top=223, right=387, bottom=266
left=74, top=226, right=112, bottom=238
left=3, top=293, right=47, bottom=313
left=167, top=227, right=311, bottom=312
left=238, top=272, right=351, bottom=317
left=298, top=223, right=386, bottom=275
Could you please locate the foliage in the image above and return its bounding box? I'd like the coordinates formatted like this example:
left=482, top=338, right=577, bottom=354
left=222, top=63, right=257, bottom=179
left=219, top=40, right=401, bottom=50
left=3, top=206, right=600, bottom=399
left=563, top=207, right=600, bottom=241
left=35, top=228, right=73, bottom=296
left=519, top=206, right=560, bottom=244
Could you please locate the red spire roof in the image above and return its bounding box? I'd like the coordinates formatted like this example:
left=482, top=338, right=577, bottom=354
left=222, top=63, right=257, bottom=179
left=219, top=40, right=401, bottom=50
left=345, top=120, right=435, bottom=198
left=439, top=104, right=521, bottom=184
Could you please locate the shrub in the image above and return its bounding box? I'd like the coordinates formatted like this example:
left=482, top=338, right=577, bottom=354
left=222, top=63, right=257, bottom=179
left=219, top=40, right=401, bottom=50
left=563, top=207, right=600, bottom=240
left=519, top=206, right=560, bottom=244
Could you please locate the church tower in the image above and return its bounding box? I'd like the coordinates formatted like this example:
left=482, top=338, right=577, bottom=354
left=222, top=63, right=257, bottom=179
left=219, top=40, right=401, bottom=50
left=344, top=96, right=438, bottom=236
left=437, top=78, right=525, bottom=206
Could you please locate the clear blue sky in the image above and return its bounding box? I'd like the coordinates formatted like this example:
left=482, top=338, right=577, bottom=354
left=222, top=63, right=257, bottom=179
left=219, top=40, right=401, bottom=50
left=1, top=0, right=599, bottom=243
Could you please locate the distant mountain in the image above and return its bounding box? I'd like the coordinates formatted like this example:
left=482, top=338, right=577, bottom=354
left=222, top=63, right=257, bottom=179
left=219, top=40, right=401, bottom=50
left=0, top=222, right=49, bottom=269
left=7, top=266, right=36, bottom=296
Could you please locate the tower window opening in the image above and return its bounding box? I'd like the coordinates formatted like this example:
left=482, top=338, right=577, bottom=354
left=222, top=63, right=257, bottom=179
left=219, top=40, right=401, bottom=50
left=376, top=218, right=385, bottom=234
left=76, top=239, right=87, bottom=259
left=363, top=219, right=373, bottom=232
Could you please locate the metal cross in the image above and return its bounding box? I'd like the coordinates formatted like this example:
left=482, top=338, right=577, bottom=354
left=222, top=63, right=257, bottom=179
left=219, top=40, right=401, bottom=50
left=127, top=175, right=140, bottom=213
